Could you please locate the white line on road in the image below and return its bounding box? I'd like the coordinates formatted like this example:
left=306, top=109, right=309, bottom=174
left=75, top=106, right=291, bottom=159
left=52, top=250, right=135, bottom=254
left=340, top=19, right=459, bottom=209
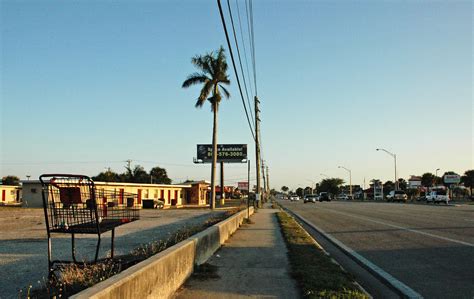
left=289, top=210, right=423, bottom=299
left=320, top=208, right=474, bottom=247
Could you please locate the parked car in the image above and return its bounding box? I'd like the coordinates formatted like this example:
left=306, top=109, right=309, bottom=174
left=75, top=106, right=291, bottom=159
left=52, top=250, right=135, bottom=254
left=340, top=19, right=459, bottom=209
left=336, top=194, right=349, bottom=200
left=304, top=194, right=317, bottom=203
left=426, top=190, right=450, bottom=204
left=289, top=195, right=300, bottom=201
left=386, top=190, right=408, bottom=202
left=319, top=192, right=331, bottom=202
left=416, top=192, right=427, bottom=201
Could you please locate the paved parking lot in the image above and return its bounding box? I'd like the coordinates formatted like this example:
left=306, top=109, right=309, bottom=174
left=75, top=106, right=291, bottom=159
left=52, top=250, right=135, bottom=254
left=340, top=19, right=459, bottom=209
left=0, top=207, right=224, bottom=298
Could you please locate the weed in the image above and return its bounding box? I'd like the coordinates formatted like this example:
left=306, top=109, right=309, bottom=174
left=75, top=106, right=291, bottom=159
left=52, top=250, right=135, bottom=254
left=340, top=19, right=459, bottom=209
left=26, top=209, right=240, bottom=298
left=276, top=211, right=368, bottom=299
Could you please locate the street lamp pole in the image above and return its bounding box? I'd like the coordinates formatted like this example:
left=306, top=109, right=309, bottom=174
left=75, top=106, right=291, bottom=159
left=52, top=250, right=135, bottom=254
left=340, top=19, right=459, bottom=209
left=338, top=166, right=352, bottom=198
left=435, top=168, right=440, bottom=187
left=376, top=148, right=398, bottom=191
left=306, top=179, right=316, bottom=194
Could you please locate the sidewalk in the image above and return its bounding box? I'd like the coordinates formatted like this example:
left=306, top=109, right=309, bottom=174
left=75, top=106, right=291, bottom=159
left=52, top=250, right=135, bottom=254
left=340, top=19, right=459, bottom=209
left=174, top=204, right=299, bottom=298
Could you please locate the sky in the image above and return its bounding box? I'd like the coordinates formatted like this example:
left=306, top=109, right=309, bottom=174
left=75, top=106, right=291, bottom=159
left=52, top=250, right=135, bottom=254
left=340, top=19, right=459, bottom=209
left=1, top=0, right=472, bottom=191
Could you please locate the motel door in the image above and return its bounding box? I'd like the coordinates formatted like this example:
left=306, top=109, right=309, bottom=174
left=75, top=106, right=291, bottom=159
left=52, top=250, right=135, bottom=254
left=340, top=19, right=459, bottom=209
left=119, top=189, right=124, bottom=205
left=1, top=190, right=5, bottom=202
left=137, top=189, right=142, bottom=205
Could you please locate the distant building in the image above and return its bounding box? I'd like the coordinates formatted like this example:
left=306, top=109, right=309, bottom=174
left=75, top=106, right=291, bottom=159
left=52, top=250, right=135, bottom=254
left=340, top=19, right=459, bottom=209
left=21, top=180, right=210, bottom=208
left=408, top=176, right=422, bottom=189
left=0, top=185, right=21, bottom=205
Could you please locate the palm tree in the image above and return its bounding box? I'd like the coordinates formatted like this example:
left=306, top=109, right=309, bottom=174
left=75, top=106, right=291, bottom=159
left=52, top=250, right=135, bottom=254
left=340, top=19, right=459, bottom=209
left=182, top=46, right=231, bottom=209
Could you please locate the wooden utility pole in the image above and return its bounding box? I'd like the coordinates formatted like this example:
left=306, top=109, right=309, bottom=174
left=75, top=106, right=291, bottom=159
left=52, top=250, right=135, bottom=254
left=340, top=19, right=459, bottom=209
left=262, top=161, right=267, bottom=202
left=220, top=161, right=225, bottom=206
left=266, top=165, right=270, bottom=196
left=247, top=159, right=250, bottom=218
left=255, top=96, right=261, bottom=207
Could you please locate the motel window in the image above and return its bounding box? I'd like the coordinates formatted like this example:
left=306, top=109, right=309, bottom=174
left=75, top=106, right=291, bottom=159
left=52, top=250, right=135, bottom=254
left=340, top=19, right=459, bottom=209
left=31, top=188, right=37, bottom=193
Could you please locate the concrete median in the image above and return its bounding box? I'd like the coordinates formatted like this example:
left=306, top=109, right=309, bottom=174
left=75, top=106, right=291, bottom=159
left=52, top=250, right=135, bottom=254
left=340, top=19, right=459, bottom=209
left=71, top=207, right=254, bottom=299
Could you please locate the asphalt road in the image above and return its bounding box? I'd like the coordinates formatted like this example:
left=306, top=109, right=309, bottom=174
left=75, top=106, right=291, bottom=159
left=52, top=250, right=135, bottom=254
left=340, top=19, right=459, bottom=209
left=279, top=200, right=474, bottom=299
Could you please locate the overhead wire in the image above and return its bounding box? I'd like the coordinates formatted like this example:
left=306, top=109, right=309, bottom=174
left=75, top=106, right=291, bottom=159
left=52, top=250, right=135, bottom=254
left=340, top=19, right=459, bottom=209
left=232, top=0, right=254, bottom=120
left=248, top=0, right=257, bottom=96
left=217, top=0, right=256, bottom=142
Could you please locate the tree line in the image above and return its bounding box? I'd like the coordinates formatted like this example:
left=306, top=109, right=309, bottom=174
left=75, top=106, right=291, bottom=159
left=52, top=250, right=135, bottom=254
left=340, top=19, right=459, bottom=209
left=91, top=165, right=172, bottom=184
left=280, top=169, right=474, bottom=197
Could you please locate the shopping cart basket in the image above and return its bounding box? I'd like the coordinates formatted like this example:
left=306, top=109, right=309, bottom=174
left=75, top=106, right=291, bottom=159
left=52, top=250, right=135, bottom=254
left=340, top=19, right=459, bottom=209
left=40, top=174, right=140, bottom=277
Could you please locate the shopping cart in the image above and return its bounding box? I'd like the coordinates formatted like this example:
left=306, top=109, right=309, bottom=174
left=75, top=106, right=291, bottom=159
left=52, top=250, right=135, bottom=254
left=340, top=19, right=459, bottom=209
left=39, top=174, right=140, bottom=277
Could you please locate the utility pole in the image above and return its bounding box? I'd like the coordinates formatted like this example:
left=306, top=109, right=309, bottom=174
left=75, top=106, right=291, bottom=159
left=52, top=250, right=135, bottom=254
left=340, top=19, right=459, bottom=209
left=125, top=159, right=132, bottom=169
left=247, top=159, right=250, bottom=218
left=220, top=161, right=225, bottom=206
left=262, top=161, right=267, bottom=202
left=266, top=165, right=270, bottom=198
left=255, top=96, right=261, bottom=207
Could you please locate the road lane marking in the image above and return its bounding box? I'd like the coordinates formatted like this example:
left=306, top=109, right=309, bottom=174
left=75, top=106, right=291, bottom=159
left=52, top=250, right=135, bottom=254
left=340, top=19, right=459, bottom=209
left=286, top=208, right=423, bottom=299
left=319, top=208, right=474, bottom=247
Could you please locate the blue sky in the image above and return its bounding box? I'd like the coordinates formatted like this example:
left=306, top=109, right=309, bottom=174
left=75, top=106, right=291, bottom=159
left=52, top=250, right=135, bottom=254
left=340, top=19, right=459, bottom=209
left=1, top=0, right=472, bottom=190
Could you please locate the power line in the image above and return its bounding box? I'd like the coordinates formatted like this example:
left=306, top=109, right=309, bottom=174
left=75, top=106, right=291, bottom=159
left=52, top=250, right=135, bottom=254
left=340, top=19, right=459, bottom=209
left=230, top=0, right=254, bottom=122
left=217, top=0, right=256, bottom=141
left=249, top=0, right=258, bottom=96
left=244, top=0, right=255, bottom=95
left=235, top=0, right=254, bottom=100
left=0, top=160, right=125, bottom=165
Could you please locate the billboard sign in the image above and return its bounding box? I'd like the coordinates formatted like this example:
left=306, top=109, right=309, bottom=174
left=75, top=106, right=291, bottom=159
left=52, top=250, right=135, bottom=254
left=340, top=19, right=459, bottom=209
left=443, top=174, right=461, bottom=184
left=196, top=144, right=247, bottom=163
left=238, top=182, right=249, bottom=191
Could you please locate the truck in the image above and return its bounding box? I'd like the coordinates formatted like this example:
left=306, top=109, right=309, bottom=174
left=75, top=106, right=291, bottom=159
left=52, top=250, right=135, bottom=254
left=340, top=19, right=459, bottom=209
left=386, top=190, right=408, bottom=202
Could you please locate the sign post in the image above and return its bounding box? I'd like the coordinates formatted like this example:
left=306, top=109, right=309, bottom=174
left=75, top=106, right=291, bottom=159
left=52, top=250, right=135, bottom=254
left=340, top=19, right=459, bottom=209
left=443, top=174, right=461, bottom=199
left=194, top=144, right=248, bottom=208
left=195, top=144, right=247, bottom=164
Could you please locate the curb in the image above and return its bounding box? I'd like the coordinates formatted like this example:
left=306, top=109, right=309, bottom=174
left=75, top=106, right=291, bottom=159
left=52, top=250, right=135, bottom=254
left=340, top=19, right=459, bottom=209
left=71, top=207, right=254, bottom=299
left=281, top=206, right=423, bottom=299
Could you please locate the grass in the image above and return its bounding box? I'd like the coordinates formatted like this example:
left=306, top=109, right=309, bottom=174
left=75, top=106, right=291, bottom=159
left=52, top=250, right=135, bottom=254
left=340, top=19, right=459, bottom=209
left=276, top=211, right=368, bottom=299
left=23, top=208, right=241, bottom=298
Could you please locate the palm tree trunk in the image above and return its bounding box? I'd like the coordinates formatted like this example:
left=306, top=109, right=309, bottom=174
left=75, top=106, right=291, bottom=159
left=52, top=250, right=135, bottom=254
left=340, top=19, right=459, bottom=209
left=210, top=102, right=218, bottom=209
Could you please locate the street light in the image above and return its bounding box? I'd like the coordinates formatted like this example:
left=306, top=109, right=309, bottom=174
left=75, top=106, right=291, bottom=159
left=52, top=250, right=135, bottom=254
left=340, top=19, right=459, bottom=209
left=435, top=168, right=440, bottom=187
left=376, top=148, right=398, bottom=190
left=338, top=166, right=352, bottom=199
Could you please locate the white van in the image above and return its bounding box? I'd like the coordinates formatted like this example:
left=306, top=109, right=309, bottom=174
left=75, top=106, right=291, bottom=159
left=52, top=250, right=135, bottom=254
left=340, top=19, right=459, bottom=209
left=426, top=190, right=450, bottom=204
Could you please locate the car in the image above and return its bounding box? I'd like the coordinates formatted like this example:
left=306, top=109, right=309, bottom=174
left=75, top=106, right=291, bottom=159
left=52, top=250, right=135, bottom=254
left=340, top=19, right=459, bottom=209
left=426, top=190, right=450, bottom=204
left=386, top=190, right=408, bottom=202
left=319, top=192, right=331, bottom=202
left=304, top=194, right=317, bottom=203
left=289, top=195, right=300, bottom=201
left=336, top=194, right=349, bottom=200
left=416, top=192, right=427, bottom=201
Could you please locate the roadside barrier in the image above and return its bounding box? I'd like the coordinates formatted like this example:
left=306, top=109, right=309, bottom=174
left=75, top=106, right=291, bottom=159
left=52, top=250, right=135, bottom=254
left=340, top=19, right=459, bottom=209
left=71, top=207, right=254, bottom=299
